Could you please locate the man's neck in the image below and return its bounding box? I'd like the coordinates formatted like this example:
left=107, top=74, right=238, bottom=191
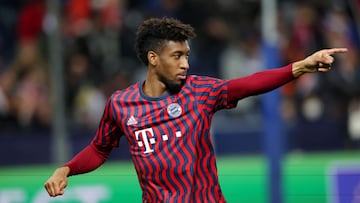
left=143, top=76, right=168, bottom=98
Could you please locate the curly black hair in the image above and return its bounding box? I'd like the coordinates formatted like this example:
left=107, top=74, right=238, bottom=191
left=135, top=17, right=196, bottom=65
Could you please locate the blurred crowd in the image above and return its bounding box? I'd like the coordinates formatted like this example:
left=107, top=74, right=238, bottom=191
left=0, top=0, right=360, bottom=150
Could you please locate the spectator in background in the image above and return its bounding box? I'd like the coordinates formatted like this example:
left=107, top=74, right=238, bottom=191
left=5, top=0, right=51, bottom=129
left=63, top=0, right=91, bottom=37
left=281, top=3, right=324, bottom=108
left=64, top=52, right=91, bottom=122
left=71, top=71, right=132, bottom=129
left=277, top=1, right=360, bottom=150
left=16, top=0, right=45, bottom=44
left=62, top=0, right=127, bottom=129
left=0, top=0, right=49, bottom=132
left=64, top=51, right=132, bottom=129
left=62, top=0, right=124, bottom=83
left=191, top=16, right=230, bottom=77
left=0, top=69, right=17, bottom=129
left=7, top=40, right=51, bottom=129
left=219, top=32, right=263, bottom=119
left=321, top=7, right=360, bottom=148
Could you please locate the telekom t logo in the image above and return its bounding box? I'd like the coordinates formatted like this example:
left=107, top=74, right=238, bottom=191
left=135, top=128, right=156, bottom=154
left=135, top=127, right=182, bottom=154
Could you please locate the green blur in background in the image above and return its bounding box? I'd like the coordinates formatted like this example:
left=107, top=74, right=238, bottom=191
left=0, top=151, right=359, bottom=203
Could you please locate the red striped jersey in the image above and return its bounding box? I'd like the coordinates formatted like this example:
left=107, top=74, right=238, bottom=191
left=93, top=75, right=237, bottom=203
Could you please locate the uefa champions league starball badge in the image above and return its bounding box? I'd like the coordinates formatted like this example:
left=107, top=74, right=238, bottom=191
left=167, top=103, right=182, bottom=118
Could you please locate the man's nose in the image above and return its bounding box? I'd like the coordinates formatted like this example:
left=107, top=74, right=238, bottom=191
left=181, top=57, right=189, bottom=69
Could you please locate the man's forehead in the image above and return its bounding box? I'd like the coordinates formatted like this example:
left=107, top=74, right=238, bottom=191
left=162, top=40, right=190, bottom=52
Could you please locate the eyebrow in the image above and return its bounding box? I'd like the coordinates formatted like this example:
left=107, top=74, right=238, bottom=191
left=172, top=50, right=190, bottom=55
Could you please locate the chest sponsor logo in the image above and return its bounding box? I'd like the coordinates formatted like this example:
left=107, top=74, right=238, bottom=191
left=135, top=128, right=182, bottom=154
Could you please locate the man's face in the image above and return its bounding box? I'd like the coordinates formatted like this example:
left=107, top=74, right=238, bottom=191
left=155, top=40, right=190, bottom=93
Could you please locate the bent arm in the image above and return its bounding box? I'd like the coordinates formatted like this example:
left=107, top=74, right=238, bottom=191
left=228, top=64, right=295, bottom=102
left=44, top=142, right=112, bottom=197
left=65, top=142, right=112, bottom=176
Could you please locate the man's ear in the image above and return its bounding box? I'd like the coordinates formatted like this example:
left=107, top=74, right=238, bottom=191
left=147, top=51, right=158, bottom=66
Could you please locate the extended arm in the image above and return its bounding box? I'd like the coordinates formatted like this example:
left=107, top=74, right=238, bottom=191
left=44, top=142, right=112, bottom=197
left=228, top=48, right=348, bottom=102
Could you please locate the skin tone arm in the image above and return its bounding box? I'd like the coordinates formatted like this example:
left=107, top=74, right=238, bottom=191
left=291, top=48, right=348, bottom=77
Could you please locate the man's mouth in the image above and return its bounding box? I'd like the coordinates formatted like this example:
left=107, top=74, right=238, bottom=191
left=177, top=74, right=187, bottom=80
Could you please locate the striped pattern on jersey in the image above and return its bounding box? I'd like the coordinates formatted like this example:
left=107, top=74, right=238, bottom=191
left=93, top=75, right=237, bottom=203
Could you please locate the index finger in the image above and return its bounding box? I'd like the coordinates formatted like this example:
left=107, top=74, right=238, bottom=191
left=44, top=182, right=55, bottom=197
left=325, top=48, right=348, bottom=55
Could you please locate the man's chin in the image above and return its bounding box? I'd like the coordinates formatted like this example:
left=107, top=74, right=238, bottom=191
left=167, top=81, right=184, bottom=94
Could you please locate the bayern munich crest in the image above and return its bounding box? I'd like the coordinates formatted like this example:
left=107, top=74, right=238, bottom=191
left=167, top=103, right=182, bottom=118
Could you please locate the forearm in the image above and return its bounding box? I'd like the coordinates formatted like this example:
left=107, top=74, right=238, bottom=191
left=64, top=142, right=112, bottom=176
left=228, top=64, right=295, bottom=102
left=54, top=166, right=71, bottom=176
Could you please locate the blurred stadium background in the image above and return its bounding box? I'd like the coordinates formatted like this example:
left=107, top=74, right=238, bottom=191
left=0, top=0, right=360, bottom=203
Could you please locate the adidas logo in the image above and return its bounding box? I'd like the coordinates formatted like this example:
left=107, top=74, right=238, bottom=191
left=127, top=116, right=138, bottom=126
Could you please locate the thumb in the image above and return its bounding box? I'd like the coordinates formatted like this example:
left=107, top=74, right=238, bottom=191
left=58, top=180, right=67, bottom=195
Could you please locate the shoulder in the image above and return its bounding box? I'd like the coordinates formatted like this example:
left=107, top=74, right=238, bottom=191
left=108, top=82, right=140, bottom=102
left=186, top=75, right=226, bottom=87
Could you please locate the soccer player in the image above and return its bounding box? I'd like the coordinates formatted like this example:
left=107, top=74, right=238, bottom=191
left=44, top=17, right=347, bottom=202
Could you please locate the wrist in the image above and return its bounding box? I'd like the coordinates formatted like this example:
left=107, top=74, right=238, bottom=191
left=55, top=166, right=71, bottom=177
left=292, top=60, right=305, bottom=78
